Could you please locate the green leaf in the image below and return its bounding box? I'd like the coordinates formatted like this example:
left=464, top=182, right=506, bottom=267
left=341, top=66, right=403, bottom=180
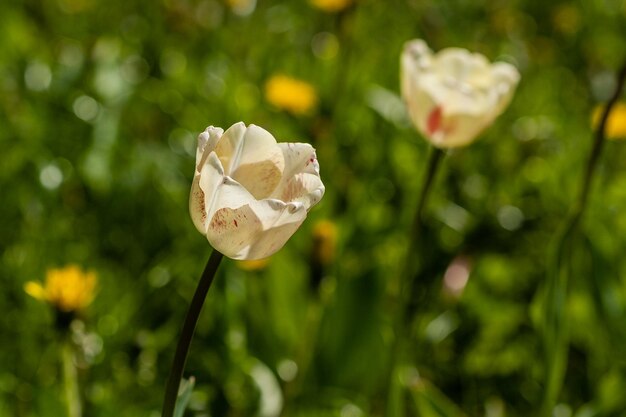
left=407, top=375, right=465, bottom=417
left=542, top=218, right=581, bottom=414
left=174, top=377, right=195, bottom=417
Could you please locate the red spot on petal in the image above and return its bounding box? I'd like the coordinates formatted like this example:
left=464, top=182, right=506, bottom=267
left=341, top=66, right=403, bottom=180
left=427, top=106, right=443, bottom=136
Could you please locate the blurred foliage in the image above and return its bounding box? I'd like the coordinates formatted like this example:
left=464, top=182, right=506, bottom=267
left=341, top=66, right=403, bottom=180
left=2, top=0, right=626, bottom=416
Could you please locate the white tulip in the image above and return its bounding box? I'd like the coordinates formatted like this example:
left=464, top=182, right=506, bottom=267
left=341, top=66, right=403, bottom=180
left=190, top=122, right=325, bottom=260
left=401, top=39, right=520, bottom=148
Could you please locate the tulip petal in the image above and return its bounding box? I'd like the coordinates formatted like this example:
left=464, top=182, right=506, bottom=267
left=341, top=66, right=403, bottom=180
left=491, top=62, right=521, bottom=114
left=272, top=172, right=324, bottom=209
left=239, top=198, right=307, bottom=260
left=244, top=216, right=305, bottom=260
left=278, top=142, right=321, bottom=177
left=190, top=151, right=226, bottom=234
left=198, top=152, right=307, bottom=259
left=232, top=159, right=284, bottom=200
left=207, top=205, right=265, bottom=259
left=196, top=126, right=224, bottom=172
left=207, top=203, right=306, bottom=260
left=434, top=113, right=493, bottom=148
left=402, top=76, right=440, bottom=138
left=433, top=48, right=492, bottom=88
left=191, top=127, right=228, bottom=233
left=401, top=40, right=432, bottom=109
left=189, top=174, right=208, bottom=234
left=418, top=72, right=491, bottom=116
left=216, top=123, right=285, bottom=199
left=269, top=143, right=325, bottom=209
left=213, top=121, right=246, bottom=173
left=206, top=198, right=306, bottom=260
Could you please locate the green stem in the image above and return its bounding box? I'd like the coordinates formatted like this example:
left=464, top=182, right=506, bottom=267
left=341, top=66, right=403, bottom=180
left=162, top=250, right=224, bottom=417
left=385, top=146, right=444, bottom=416
left=577, top=63, right=626, bottom=216
left=541, top=61, right=626, bottom=417
left=62, top=338, right=82, bottom=417
left=403, top=146, right=444, bottom=321
left=412, top=147, right=444, bottom=238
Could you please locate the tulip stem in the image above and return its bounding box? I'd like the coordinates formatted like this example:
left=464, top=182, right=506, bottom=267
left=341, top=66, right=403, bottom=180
left=162, top=249, right=224, bottom=417
left=412, top=147, right=444, bottom=238
left=402, top=146, right=444, bottom=322
left=541, top=61, right=626, bottom=417
left=578, top=63, right=626, bottom=217
left=384, top=145, right=444, bottom=415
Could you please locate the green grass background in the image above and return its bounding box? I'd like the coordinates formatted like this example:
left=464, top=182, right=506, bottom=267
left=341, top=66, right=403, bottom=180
left=2, top=0, right=626, bottom=416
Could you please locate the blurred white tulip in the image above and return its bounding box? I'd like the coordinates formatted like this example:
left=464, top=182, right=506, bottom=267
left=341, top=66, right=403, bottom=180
left=401, top=39, right=520, bottom=148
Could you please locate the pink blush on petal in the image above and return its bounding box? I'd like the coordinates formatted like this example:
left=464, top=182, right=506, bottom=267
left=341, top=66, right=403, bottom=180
left=427, top=106, right=443, bottom=136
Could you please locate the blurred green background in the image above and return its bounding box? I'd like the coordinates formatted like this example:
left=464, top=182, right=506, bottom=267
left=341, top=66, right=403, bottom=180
left=2, top=0, right=626, bottom=416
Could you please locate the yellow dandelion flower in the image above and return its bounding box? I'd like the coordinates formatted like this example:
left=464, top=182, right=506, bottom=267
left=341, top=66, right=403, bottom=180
left=591, top=102, right=626, bottom=140
left=237, top=258, right=271, bottom=271
left=25, top=265, right=97, bottom=313
left=310, top=0, right=353, bottom=13
left=264, top=75, right=318, bottom=115
left=312, top=219, right=338, bottom=266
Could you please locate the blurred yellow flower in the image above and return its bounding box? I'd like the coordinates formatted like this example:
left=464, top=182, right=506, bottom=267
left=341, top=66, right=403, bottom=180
left=312, top=219, right=338, bottom=266
left=237, top=258, right=271, bottom=271
left=25, top=265, right=97, bottom=312
left=264, top=75, right=318, bottom=115
left=310, top=0, right=353, bottom=13
left=592, top=102, right=626, bottom=139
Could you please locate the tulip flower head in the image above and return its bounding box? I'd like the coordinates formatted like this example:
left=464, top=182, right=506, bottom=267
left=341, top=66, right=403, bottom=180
left=190, top=122, right=325, bottom=260
left=401, top=39, right=520, bottom=148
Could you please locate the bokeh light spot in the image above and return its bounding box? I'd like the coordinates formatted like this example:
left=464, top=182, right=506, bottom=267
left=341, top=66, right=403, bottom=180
left=39, top=164, right=63, bottom=190
left=277, top=359, right=298, bottom=382
left=497, top=205, right=524, bottom=231
left=148, top=266, right=171, bottom=288
left=312, top=32, right=339, bottom=60
left=24, top=62, right=52, bottom=91
left=168, top=128, right=195, bottom=156
left=443, top=256, right=472, bottom=297
left=73, top=95, right=100, bottom=121
left=340, top=403, right=363, bottom=417
left=463, top=174, right=487, bottom=199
